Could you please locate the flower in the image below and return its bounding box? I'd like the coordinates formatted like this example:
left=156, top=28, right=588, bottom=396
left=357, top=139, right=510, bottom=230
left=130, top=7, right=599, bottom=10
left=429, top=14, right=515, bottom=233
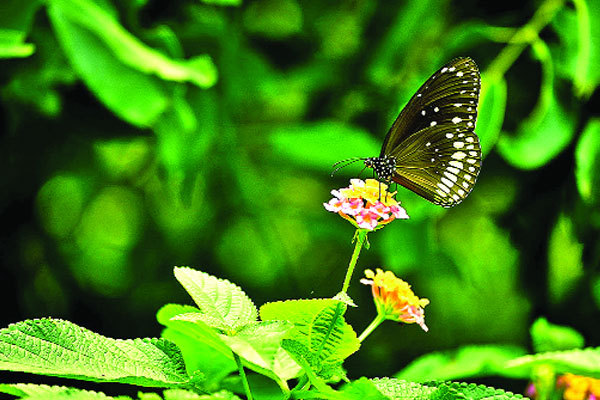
left=556, top=374, right=600, bottom=400
left=360, top=268, right=429, bottom=331
left=323, top=179, right=408, bottom=231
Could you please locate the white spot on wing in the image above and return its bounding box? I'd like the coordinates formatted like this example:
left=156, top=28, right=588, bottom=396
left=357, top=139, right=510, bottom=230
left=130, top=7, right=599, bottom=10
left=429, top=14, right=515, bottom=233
left=447, top=167, right=460, bottom=174
left=441, top=177, right=454, bottom=188
left=434, top=107, right=439, bottom=112
left=446, top=133, right=454, bottom=138
left=430, top=121, right=437, bottom=126
left=452, top=117, right=462, bottom=124
left=444, top=171, right=458, bottom=182
left=437, top=183, right=451, bottom=193
left=453, top=141, right=464, bottom=149
left=452, top=151, right=467, bottom=160
left=456, top=71, right=464, bottom=77
left=449, top=160, right=463, bottom=169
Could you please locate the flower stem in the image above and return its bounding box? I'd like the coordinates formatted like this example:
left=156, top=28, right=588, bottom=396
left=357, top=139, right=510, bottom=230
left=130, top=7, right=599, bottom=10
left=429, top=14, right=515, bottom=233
left=340, top=229, right=368, bottom=295
left=233, top=353, right=253, bottom=400
left=358, top=313, right=386, bottom=343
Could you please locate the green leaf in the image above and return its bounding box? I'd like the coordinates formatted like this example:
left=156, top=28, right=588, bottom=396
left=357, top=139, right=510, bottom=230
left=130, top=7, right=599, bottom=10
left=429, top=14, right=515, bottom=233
left=260, top=299, right=360, bottom=379
left=269, top=121, right=380, bottom=172
left=0, top=384, right=120, bottom=399
left=48, top=4, right=169, bottom=127
left=370, top=378, right=436, bottom=399
left=507, top=347, right=600, bottom=378
left=497, top=39, right=577, bottom=169
left=49, top=0, right=217, bottom=88
left=219, top=321, right=302, bottom=384
left=372, top=378, right=528, bottom=400
left=173, top=267, right=258, bottom=333
left=575, top=119, right=600, bottom=204
left=395, top=344, right=529, bottom=382
left=340, top=377, right=388, bottom=400
left=530, top=318, right=585, bottom=353
left=156, top=304, right=236, bottom=382
left=0, top=29, right=35, bottom=58
left=201, top=0, right=242, bottom=6
left=547, top=214, right=584, bottom=304
left=0, top=318, right=190, bottom=387
left=477, top=75, right=507, bottom=155
left=550, top=2, right=600, bottom=98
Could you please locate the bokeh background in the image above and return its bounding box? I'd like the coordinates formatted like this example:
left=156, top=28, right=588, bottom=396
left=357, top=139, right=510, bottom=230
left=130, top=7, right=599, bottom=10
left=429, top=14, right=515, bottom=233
left=1, top=0, right=599, bottom=392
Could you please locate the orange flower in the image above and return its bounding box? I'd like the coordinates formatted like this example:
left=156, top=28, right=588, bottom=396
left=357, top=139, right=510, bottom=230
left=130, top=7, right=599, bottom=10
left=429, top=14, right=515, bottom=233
left=557, top=374, right=600, bottom=400
left=360, top=268, right=429, bottom=331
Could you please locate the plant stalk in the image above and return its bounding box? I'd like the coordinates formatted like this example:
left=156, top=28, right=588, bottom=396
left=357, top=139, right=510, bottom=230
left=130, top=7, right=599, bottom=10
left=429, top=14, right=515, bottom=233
left=340, top=229, right=368, bottom=295
left=358, top=313, right=386, bottom=343
left=234, top=353, right=254, bottom=400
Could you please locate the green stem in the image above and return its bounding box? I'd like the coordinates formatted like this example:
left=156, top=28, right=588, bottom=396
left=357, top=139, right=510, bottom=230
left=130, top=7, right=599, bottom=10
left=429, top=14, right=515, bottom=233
left=358, top=313, right=386, bottom=343
left=340, top=229, right=368, bottom=294
left=485, top=0, right=564, bottom=82
left=234, top=353, right=254, bottom=400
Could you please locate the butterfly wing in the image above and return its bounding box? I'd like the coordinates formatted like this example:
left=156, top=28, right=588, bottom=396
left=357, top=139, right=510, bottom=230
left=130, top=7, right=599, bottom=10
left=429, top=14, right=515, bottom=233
left=382, top=57, right=482, bottom=207
left=389, top=125, right=482, bottom=207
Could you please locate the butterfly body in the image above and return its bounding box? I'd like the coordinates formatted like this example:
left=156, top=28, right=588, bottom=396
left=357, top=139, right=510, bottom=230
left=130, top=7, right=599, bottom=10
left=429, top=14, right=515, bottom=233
left=358, top=57, right=482, bottom=208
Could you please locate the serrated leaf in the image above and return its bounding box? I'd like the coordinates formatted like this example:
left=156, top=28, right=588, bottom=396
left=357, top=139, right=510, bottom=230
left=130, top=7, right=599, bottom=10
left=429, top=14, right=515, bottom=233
left=173, top=267, right=257, bottom=333
left=260, top=299, right=360, bottom=379
left=0, top=318, right=189, bottom=387
left=0, top=384, right=120, bottom=399
left=396, top=345, right=528, bottom=382
left=372, top=378, right=528, bottom=400
left=508, top=347, right=600, bottom=378
left=371, top=378, right=436, bottom=399
left=269, top=121, right=380, bottom=172
left=575, top=119, right=600, bottom=204
left=219, top=321, right=301, bottom=383
left=341, top=377, right=388, bottom=400
left=156, top=304, right=236, bottom=388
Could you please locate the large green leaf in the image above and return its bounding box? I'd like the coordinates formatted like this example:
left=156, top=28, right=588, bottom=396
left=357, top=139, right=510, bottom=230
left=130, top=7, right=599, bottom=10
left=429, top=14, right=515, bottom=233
left=0, top=384, right=119, bottom=400
left=396, top=345, right=528, bottom=382
left=575, top=119, right=600, bottom=204
left=497, top=40, right=576, bottom=169
left=507, top=347, right=600, bottom=378
left=48, top=5, right=168, bottom=126
left=48, top=0, right=217, bottom=88
left=372, top=378, right=528, bottom=400
left=269, top=121, right=380, bottom=172
left=260, top=299, right=359, bottom=379
left=530, top=318, right=585, bottom=353
left=219, top=321, right=302, bottom=383
left=156, top=304, right=236, bottom=389
left=0, top=319, right=190, bottom=387
left=173, top=267, right=258, bottom=333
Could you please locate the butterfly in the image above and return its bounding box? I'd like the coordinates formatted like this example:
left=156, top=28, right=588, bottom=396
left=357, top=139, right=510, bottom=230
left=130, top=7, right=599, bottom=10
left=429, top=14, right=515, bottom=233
left=332, top=57, right=482, bottom=208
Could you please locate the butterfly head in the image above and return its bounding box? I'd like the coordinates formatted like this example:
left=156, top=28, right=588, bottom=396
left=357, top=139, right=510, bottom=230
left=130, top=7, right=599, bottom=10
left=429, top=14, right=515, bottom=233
left=364, top=155, right=397, bottom=181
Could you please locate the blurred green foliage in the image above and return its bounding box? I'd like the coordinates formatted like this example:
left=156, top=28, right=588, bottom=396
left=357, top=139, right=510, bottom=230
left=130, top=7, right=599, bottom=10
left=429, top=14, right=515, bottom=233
left=1, top=0, right=600, bottom=389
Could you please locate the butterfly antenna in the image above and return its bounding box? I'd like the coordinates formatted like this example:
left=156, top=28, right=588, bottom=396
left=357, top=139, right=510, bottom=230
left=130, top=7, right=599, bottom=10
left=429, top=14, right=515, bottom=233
left=330, top=158, right=364, bottom=177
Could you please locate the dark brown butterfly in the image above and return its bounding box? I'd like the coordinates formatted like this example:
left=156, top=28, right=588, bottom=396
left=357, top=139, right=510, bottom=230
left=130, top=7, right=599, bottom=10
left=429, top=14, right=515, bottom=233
left=333, top=57, right=482, bottom=208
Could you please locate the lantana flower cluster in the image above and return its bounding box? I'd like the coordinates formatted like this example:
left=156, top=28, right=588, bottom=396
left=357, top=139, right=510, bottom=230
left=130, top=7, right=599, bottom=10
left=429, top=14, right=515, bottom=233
left=323, top=179, right=408, bottom=231
left=557, top=374, right=600, bottom=400
left=361, top=268, right=429, bottom=331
